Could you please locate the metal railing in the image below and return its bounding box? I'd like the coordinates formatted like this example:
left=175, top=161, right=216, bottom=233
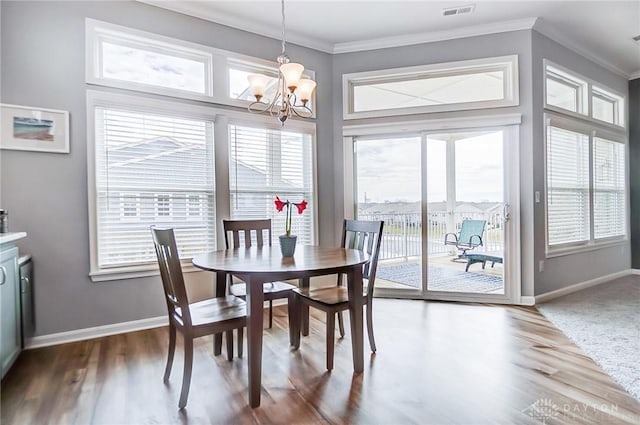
left=358, top=211, right=504, bottom=261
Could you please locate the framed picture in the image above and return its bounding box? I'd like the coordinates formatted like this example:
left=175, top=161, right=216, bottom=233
left=1, top=104, right=69, bottom=153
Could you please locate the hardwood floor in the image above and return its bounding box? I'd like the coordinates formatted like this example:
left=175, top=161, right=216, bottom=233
left=2, top=299, right=639, bottom=424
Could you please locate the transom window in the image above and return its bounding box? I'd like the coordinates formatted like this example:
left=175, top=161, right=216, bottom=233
left=343, top=55, right=519, bottom=119
left=544, top=60, right=625, bottom=128
left=86, top=19, right=316, bottom=115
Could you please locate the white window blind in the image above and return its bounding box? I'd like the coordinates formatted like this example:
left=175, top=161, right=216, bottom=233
left=546, top=126, right=590, bottom=246
left=94, top=106, right=215, bottom=268
left=229, top=124, right=315, bottom=245
left=593, top=138, right=625, bottom=239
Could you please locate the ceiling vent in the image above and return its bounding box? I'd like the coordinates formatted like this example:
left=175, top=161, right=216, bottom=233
left=443, top=4, right=475, bottom=16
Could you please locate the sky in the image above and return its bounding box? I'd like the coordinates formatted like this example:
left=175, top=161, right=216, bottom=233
left=356, top=131, right=504, bottom=204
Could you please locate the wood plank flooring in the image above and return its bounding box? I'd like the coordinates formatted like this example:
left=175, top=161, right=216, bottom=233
left=2, top=299, right=639, bottom=424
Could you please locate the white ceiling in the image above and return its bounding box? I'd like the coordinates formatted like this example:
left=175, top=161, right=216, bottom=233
left=143, top=1, right=640, bottom=78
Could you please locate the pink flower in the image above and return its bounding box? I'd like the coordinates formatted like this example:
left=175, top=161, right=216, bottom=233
left=294, top=200, right=307, bottom=214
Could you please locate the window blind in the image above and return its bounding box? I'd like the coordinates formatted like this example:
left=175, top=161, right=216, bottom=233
left=229, top=124, right=314, bottom=246
left=94, top=106, right=215, bottom=268
left=546, top=126, right=590, bottom=246
left=593, top=138, right=625, bottom=239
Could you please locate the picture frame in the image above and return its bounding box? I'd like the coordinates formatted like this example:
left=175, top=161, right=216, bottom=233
left=1, top=104, right=69, bottom=153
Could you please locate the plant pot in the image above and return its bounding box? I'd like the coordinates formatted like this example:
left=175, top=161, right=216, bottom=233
left=279, top=235, right=297, bottom=257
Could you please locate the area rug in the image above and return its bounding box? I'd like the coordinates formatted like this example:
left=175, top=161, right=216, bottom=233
left=376, top=262, right=503, bottom=293
left=537, top=276, right=640, bottom=402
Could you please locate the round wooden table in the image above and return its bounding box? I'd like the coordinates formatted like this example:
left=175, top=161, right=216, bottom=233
left=192, top=245, right=369, bottom=408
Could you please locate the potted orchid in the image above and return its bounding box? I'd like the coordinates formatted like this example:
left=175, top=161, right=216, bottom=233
left=275, top=196, right=307, bottom=256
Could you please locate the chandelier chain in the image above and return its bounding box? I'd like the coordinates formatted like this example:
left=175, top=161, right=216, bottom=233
left=280, top=0, right=286, bottom=55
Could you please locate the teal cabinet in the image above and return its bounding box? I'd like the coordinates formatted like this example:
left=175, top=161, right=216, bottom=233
left=1, top=245, right=21, bottom=379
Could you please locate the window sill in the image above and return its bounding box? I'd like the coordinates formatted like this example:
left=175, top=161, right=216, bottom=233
left=546, top=238, right=628, bottom=259
left=90, top=262, right=204, bottom=283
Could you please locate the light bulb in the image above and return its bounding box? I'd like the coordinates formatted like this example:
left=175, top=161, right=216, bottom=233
left=247, top=74, right=269, bottom=101
left=279, top=63, right=304, bottom=91
left=296, top=79, right=317, bottom=103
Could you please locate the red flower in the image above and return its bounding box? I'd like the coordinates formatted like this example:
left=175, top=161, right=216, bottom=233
left=294, top=200, right=307, bottom=214
left=274, top=196, right=287, bottom=212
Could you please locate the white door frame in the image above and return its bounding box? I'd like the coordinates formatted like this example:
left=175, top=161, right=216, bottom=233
left=343, top=115, right=521, bottom=304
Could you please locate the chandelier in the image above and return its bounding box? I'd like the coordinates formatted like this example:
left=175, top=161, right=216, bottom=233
left=247, top=0, right=316, bottom=125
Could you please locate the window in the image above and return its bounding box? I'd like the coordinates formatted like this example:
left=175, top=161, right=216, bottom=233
left=91, top=98, right=216, bottom=271
left=544, top=114, right=627, bottom=254
left=343, top=55, right=518, bottom=119
left=544, top=61, right=625, bottom=128
left=120, top=194, right=140, bottom=219
left=592, top=87, right=623, bottom=126
left=86, top=19, right=316, bottom=114
left=543, top=62, right=627, bottom=255
left=155, top=194, right=172, bottom=217
left=593, top=138, right=625, bottom=239
left=545, top=65, right=587, bottom=114
left=546, top=125, right=590, bottom=246
left=228, top=123, right=315, bottom=245
left=88, top=20, right=212, bottom=96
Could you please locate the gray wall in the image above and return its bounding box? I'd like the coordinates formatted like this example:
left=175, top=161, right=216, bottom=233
left=630, top=78, right=640, bottom=269
left=531, top=31, right=630, bottom=295
left=0, top=1, right=333, bottom=336
left=331, top=30, right=537, bottom=297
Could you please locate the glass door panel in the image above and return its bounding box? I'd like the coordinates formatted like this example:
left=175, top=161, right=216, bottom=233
left=426, top=131, right=505, bottom=295
left=355, top=136, right=422, bottom=291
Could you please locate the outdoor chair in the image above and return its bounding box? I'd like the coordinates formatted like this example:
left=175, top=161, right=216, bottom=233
left=444, top=219, right=486, bottom=259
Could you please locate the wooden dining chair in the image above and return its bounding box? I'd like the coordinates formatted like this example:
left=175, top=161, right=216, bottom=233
left=151, top=227, right=247, bottom=409
left=293, top=219, right=384, bottom=370
left=223, top=219, right=297, bottom=329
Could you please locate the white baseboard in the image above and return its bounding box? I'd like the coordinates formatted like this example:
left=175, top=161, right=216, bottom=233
left=632, top=269, right=640, bottom=275
left=519, top=296, right=536, bottom=306
left=25, top=315, right=168, bottom=349
left=535, top=269, right=632, bottom=304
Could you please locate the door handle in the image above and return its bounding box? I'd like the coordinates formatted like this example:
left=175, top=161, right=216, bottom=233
left=21, top=276, right=30, bottom=293
left=0, top=266, right=6, bottom=285
left=503, top=203, right=511, bottom=222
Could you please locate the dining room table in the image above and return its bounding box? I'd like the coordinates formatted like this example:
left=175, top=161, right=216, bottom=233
left=191, top=245, right=370, bottom=408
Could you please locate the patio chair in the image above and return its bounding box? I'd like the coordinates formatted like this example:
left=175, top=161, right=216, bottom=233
left=444, top=219, right=486, bottom=258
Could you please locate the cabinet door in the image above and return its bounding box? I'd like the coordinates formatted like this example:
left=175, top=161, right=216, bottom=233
left=1, top=246, right=21, bottom=378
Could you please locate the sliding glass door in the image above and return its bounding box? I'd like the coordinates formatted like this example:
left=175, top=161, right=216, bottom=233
left=352, top=126, right=518, bottom=303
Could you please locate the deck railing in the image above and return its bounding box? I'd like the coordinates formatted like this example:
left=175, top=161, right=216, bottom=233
left=358, top=211, right=504, bottom=261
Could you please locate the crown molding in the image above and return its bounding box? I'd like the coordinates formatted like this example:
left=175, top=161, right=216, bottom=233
left=532, top=18, right=630, bottom=79
left=138, top=0, right=334, bottom=53
left=630, top=71, right=640, bottom=80
left=332, top=17, right=539, bottom=54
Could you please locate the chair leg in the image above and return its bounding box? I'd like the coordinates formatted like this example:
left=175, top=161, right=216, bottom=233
left=288, top=292, right=300, bottom=348
left=326, top=312, right=335, bottom=371
left=366, top=304, right=376, bottom=353
left=337, top=311, right=345, bottom=338
left=179, top=337, right=193, bottom=409
left=225, top=330, right=234, bottom=361
left=237, top=328, right=244, bottom=358
left=164, top=324, right=176, bottom=382
left=268, top=300, right=273, bottom=329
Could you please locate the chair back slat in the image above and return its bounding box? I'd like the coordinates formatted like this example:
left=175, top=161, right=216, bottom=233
left=223, top=219, right=272, bottom=249
left=151, top=226, right=192, bottom=327
left=341, top=219, right=385, bottom=298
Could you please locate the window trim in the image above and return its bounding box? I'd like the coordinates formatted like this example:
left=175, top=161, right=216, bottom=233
left=87, top=90, right=317, bottom=281
left=86, top=18, right=317, bottom=117
left=543, top=111, right=628, bottom=257
left=342, top=55, right=519, bottom=120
